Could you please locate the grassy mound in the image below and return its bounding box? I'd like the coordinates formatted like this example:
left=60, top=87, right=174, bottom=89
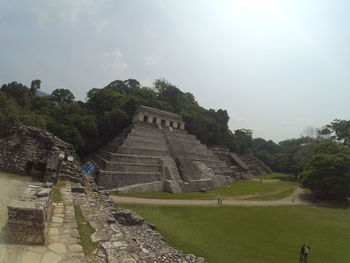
left=121, top=203, right=350, bottom=263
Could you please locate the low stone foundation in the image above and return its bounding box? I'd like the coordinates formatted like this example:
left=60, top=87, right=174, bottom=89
left=7, top=183, right=52, bottom=244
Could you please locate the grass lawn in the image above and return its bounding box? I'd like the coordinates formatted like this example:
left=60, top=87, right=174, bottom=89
left=257, top=173, right=296, bottom=180
left=121, top=203, right=350, bottom=263
left=113, top=180, right=296, bottom=201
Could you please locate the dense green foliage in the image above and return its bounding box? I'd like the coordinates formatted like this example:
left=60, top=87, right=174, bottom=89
left=252, top=136, right=318, bottom=175
left=299, top=142, right=350, bottom=199
left=121, top=203, right=350, bottom=263
left=0, top=79, right=252, bottom=156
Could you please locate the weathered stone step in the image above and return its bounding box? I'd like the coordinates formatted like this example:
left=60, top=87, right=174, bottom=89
left=104, top=162, right=162, bottom=173
left=131, top=123, right=166, bottom=133
left=117, top=147, right=171, bottom=157
left=181, top=146, right=212, bottom=155
left=129, top=130, right=165, bottom=139
left=210, top=166, right=235, bottom=173
left=185, top=158, right=226, bottom=166
left=96, top=171, right=162, bottom=188
left=174, top=136, right=201, bottom=144
left=122, top=140, right=169, bottom=150
left=98, top=151, right=163, bottom=164
left=126, top=134, right=167, bottom=144
left=172, top=132, right=197, bottom=140
left=215, top=171, right=237, bottom=177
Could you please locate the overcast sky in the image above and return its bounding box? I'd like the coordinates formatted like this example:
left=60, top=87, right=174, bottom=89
left=1, top=0, right=349, bottom=142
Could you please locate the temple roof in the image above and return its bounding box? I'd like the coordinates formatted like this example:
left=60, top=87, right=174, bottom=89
left=136, top=105, right=184, bottom=122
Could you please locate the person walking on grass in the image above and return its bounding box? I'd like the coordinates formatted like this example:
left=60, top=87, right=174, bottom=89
left=304, top=246, right=311, bottom=262
left=217, top=195, right=222, bottom=205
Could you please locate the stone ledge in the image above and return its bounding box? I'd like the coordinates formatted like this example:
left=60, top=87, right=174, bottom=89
left=6, top=183, right=53, bottom=245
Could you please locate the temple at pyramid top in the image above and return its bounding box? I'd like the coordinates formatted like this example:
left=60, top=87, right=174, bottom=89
left=132, top=105, right=185, bottom=129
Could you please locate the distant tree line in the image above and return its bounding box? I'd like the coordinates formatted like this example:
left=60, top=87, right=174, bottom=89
left=252, top=120, right=350, bottom=200
left=0, top=79, right=253, bottom=156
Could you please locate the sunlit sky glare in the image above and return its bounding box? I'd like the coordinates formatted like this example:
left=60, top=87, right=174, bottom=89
left=1, top=0, right=349, bottom=142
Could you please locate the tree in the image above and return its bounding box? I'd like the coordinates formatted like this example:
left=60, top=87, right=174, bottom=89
left=0, top=82, right=30, bottom=108
left=234, top=129, right=253, bottom=154
left=319, top=119, right=350, bottom=146
left=154, top=79, right=182, bottom=109
left=299, top=142, right=350, bottom=199
left=51, top=89, right=75, bottom=104
left=30, top=79, right=41, bottom=96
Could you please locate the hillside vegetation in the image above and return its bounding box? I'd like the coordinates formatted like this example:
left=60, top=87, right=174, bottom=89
left=0, top=79, right=252, bottom=156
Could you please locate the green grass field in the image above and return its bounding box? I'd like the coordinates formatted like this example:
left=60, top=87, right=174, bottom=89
left=121, top=203, right=350, bottom=263
left=113, top=180, right=297, bottom=201
left=256, top=173, right=295, bottom=180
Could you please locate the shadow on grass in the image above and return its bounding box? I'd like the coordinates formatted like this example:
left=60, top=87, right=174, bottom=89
left=279, top=177, right=297, bottom=182
left=300, top=192, right=350, bottom=209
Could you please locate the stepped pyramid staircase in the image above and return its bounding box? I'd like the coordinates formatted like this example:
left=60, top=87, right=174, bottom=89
left=208, top=145, right=272, bottom=177
left=239, top=154, right=273, bottom=176
left=92, top=110, right=241, bottom=193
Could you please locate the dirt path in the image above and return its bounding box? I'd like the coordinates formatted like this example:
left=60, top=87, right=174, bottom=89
left=111, top=186, right=309, bottom=206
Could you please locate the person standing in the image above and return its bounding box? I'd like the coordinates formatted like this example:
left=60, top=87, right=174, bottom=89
left=217, top=195, right=222, bottom=205
left=304, top=246, right=311, bottom=262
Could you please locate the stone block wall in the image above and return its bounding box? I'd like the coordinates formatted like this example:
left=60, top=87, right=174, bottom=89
left=6, top=183, right=52, bottom=244
left=0, top=125, right=83, bottom=183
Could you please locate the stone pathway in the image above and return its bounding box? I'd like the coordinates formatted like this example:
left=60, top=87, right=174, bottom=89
left=111, top=187, right=308, bottom=206
left=0, top=182, right=86, bottom=263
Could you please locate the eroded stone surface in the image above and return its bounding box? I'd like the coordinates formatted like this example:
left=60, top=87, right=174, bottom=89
left=73, top=173, right=206, bottom=263
left=0, top=181, right=86, bottom=263
left=21, top=251, right=41, bottom=263
left=48, top=243, right=67, bottom=255
left=41, top=251, right=61, bottom=263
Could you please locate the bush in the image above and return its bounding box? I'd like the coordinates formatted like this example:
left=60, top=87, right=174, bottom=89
left=299, top=142, right=350, bottom=199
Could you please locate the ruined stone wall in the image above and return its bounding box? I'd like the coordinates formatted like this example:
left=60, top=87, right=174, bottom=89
left=7, top=183, right=52, bottom=244
left=0, top=125, right=83, bottom=182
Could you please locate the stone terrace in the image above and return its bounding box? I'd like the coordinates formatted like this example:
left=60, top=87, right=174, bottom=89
left=0, top=182, right=85, bottom=263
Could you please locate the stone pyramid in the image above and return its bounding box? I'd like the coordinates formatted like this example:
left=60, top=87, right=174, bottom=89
left=93, top=106, right=242, bottom=193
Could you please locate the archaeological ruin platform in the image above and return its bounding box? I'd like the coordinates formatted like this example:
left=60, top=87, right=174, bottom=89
left=92, top=106, right=243, bottom=193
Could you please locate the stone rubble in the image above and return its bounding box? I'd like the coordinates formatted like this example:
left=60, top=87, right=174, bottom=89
left=0, top=181, right=86, bottom=263
left=73, top=174, right=206, bottom=263
left=0, top=125, right=83, bottom=183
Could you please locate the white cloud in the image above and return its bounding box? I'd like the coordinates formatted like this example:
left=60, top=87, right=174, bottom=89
left=32, top=0, right=109, bottom=31
left=100, top=48, right=128, bottom=72
left=94, top=18, right=108, bottom=32
left=144, top=55, right=160, bottom=66
left=140, top=79, right=153, bottom=87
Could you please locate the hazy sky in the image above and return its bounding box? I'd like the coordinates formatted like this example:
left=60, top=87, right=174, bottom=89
left=1, top=0, right=349, bottom=142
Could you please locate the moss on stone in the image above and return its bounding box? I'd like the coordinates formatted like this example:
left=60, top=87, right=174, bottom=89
left=52, top=179, right=66, bottom=203
left=74, top=205, right=100, bottom=255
